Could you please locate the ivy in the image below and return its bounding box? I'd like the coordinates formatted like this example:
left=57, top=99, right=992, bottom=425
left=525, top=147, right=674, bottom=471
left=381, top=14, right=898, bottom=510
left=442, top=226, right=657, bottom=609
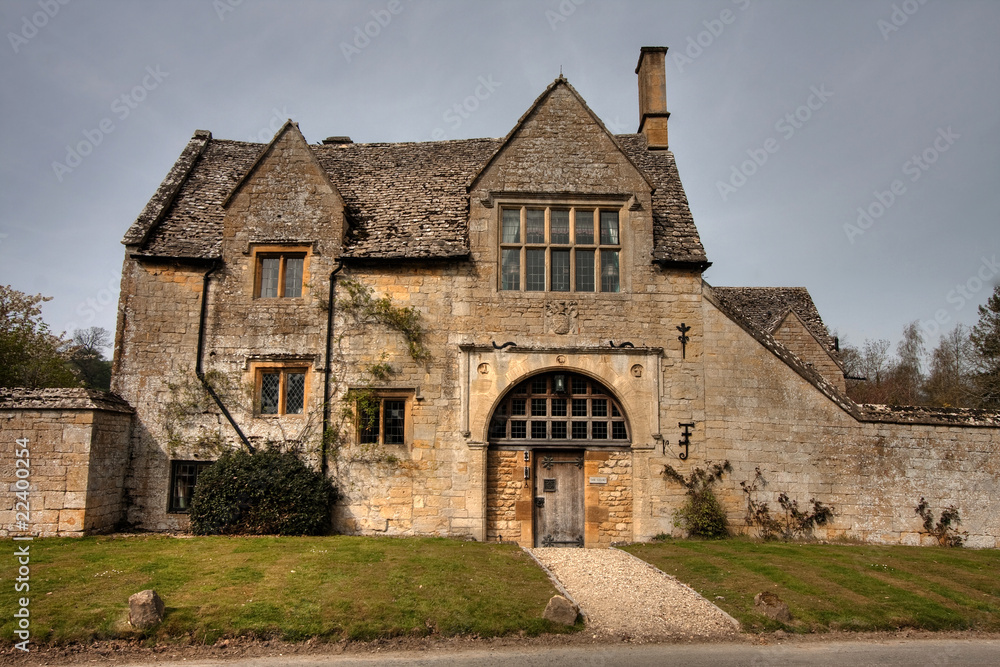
left=338, top=279, right=429, bottom=361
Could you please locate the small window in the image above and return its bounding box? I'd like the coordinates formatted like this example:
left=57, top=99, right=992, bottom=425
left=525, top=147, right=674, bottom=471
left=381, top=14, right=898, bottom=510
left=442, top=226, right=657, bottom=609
left=169, top=460, right=212, bottom=513
left=255, top=252, right=306, bottom=298
left=257, top=368, right=307, bottom=415
left=358, top=396, right=409, bottom=445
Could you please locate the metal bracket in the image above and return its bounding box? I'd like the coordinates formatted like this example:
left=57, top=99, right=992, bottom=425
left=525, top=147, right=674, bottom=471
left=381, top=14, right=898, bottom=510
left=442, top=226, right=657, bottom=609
left=541, top=456, right=584, bottom=469
left=542, top=534, right=584, bottom=548
left=678, top=422, right=695, bottom=460
left=677, top=323, right=691, bottom=359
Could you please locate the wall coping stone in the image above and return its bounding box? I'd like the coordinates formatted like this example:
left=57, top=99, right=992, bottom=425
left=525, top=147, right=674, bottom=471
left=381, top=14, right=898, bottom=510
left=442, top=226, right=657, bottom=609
left=0, top=388, right=134, bottom=414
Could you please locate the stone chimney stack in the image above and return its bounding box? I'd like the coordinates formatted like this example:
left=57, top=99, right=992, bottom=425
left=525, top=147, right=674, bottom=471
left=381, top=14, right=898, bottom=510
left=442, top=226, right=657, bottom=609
left=635, top=46, right=670, bottom=149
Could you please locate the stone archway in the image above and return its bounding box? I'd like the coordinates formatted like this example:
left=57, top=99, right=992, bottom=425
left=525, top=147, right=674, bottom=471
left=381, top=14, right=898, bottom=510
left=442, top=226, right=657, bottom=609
left=485, top=370, right=633, bottom=547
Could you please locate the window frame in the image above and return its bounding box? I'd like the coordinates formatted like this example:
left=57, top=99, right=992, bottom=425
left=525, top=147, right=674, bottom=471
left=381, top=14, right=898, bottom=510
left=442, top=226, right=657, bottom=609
left=251, top=363, right=310, bottom=417
left=356, top=392, right=413, bottom=446
left=168, top=460, right=213, bottom=513
left=488, top=372, right=630, bottom=447
left=250, top=244, right=310, bottom=299
left=498, top=204, right=623, bottom=294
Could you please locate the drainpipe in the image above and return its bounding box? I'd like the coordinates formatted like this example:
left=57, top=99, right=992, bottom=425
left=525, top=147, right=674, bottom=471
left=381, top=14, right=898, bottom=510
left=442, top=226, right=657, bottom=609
left=321, top=262, right=343, bottom=475
left=197, top=261, right=254, bottom=453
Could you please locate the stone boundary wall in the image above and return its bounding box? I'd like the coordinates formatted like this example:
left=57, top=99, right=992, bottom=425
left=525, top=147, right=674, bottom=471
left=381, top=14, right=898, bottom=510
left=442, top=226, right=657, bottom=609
left=698, top=302, right=1000, bottom=548
left=0, top=389, right=133, bottom=537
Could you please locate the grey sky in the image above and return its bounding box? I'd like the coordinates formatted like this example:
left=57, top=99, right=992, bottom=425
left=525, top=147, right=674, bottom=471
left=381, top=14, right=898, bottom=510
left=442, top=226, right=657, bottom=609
left=1, top=0, right=998, bottom=357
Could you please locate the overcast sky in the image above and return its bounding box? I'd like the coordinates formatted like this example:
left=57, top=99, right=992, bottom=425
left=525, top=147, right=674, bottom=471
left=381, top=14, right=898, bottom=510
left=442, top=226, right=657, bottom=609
left=1, top=0, right=998, bottom=358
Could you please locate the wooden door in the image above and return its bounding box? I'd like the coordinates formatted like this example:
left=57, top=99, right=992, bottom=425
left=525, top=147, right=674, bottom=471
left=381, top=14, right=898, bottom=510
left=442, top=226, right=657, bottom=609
left=533, top=450, right=585, bottom=547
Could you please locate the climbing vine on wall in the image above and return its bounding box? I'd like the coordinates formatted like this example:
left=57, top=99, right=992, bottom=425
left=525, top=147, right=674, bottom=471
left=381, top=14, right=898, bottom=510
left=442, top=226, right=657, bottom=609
left=338, top=279, right=429, bottom=361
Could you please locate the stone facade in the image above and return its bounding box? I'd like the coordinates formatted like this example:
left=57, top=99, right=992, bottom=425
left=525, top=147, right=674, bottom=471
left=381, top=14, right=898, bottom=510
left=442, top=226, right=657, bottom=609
left=0, top=389, right=132, bottom=536
left=100, top=47, right=1000, bottom=548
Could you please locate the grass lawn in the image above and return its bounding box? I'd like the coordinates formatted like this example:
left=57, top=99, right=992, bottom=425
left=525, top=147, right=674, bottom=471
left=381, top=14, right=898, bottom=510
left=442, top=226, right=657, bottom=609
left=625, top=538, right=1000, bottom=633
left=1, top=535, right=573, bottom=645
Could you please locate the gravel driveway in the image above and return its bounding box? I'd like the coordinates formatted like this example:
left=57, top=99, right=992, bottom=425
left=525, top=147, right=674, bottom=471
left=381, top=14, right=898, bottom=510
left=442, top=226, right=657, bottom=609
left=530, top=547, right=741, bottom=642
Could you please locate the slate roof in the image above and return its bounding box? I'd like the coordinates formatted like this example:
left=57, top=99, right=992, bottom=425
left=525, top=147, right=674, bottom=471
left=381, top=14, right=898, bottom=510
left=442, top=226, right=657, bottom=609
left=123, top=128, right=708, bottom=263
left=710, top=286, right=836, bottom=352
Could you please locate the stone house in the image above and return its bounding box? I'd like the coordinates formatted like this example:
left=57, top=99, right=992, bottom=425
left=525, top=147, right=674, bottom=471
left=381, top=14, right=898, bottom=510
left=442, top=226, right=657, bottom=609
left=90, top=46, right=999, bottom=547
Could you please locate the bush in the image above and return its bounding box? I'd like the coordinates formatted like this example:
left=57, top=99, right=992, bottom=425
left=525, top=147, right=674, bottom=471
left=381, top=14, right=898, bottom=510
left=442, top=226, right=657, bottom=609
left=189, top=448, right=338, bottom=536
left=663, top=460, right=732, bottom=539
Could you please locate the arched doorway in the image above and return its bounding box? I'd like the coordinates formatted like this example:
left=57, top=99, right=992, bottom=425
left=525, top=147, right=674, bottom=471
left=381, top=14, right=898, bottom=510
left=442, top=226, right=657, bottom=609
left=486, top=371, right=630, bottom=547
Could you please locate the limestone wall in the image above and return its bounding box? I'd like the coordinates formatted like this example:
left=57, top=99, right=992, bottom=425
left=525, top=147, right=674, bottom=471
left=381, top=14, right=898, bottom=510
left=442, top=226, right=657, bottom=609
left=686, top=301, right=1000, bottom=548
left=0, top=389, right=132, bottom=537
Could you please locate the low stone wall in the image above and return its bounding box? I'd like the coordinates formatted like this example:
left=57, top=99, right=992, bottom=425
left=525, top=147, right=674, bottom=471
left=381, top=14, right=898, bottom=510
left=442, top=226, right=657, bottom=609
left=0, top=389, right=133, bottom=537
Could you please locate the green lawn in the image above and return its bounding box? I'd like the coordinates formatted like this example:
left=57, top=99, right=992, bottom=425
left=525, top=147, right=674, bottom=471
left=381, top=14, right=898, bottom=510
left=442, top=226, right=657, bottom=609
left=625, top=538, right=1000, bottom=633
left=1, top=535, right=572, bottom=645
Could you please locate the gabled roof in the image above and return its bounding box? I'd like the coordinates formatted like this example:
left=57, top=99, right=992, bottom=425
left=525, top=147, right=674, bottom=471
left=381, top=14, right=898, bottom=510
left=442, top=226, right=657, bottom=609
left=123, top=79, right=708, bottom=263
left=710, top=286, right=836, bottom=351
left=468, top=76, right=655, bottom=192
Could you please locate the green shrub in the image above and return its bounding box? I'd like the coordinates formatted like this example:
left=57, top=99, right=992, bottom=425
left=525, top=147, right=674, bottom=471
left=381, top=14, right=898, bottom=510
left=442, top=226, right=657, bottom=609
left=189, top=448, right=338, bottom=536
left=663, top=460, right=732, bottom=539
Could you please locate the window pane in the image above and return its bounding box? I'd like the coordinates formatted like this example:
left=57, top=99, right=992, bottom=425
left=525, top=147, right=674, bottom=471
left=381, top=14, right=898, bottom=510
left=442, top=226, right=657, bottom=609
left=383, top=400, right=405, bottom=444
left=591, top=399, right=607, bottom=417
left=526, top=209, right=545, bottom=243
left=284, top=257, right=303, bottom=298
left=502, top=209, right=520, bottom=243
left=601, top=250, right=620, bottom=292
left=531, top=421, right=547, bottom=439
left=551, top=210, right=570, bottom=244
left=501, top=249, right=520, bottom=290
left=531, top=398, right=547, bottom=416
left=359, top=400, right=379, bottom=443
left=571, top=377, right=588, bottom=394
left=526, top=249, right=545, bottom=291
left=512, top=398, right=526, bottom=416
left=532, top=377, right=547, bottom=393
left=600, top=211, right=619, bottom=244
left=551, top=250, right=570, bottom=292
left=575, top=249, right=595, bottom=292
left=572, top=398, right=588, bottom=416
left=285, top=372, right=305, bottom=414
left=490, top=415, right=507, bottom=439
left=571, top=421, right=588, bottom=439
left=612, top=422, right=628, bottom=439
left=551, top=421, right=567, bottom=439
left=261, top=373, right=280, bottom=414
left=575, top=210, right=594, bottom=244
left=592, top=422, right=608, bottom=439
left=551, top=398, right=567, bottom=416
left=510, top=420, right=526, bottom=438
left=172, top=463, right=199, bottom=511
left=260, top=258, right=280, bottom=298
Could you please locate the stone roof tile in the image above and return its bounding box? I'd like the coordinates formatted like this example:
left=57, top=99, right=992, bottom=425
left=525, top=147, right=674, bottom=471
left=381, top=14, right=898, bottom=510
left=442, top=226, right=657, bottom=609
left=124, top=132, right=708, bottom=263
left=0, top=388, right=134, bottom=413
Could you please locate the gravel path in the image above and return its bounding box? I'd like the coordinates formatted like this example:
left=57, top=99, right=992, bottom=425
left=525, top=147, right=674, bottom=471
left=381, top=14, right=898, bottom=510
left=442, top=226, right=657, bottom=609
left=530, top=547, right=740, bottom=642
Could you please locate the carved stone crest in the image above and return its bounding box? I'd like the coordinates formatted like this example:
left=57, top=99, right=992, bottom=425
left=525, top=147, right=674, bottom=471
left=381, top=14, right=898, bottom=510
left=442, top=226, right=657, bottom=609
left=546, top=301, right=578, bottom=335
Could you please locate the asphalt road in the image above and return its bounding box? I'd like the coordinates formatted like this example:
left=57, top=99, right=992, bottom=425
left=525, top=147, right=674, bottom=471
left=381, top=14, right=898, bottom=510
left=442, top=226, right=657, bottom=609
left=100, top=638, right=1000, bottom=666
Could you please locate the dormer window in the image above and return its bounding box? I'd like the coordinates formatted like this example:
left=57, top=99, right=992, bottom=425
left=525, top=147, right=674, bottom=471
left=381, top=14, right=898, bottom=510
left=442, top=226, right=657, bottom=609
left=499, top=206, right=621, bottom=293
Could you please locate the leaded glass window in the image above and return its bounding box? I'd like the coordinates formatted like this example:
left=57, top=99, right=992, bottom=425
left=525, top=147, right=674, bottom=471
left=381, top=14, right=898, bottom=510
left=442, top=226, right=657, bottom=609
left=488, top=372, right=629, bottom=445
left=498, top=206, right=623, bottom=293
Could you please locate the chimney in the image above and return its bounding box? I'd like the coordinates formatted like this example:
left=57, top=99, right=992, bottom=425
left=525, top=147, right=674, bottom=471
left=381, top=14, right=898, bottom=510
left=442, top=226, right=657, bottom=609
left=635, top=46, right=669, bottom=149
